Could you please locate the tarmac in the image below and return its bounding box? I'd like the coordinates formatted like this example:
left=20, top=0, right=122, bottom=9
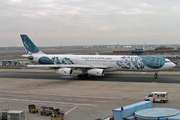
left=0, top=69, right=180, bottom=120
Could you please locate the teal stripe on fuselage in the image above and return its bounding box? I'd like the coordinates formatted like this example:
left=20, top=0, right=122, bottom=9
left=36, top=55, right=165, bottom=70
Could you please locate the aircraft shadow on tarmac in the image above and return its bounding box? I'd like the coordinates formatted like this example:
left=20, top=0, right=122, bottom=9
left=0, top=71, right=179, bottom=83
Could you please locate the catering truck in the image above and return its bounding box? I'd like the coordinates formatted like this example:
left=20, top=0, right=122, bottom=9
left=145, top=92, right=168, bottom=103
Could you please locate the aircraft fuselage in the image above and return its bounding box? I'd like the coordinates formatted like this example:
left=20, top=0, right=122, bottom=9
left=32, top=54, right=175, bottom=72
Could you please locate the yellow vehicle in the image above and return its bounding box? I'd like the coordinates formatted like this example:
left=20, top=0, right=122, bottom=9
left=145, top=92, right=168, bottom=103
left=40, top=106, right=54, bottom=116
left=51, top=108, right=65, bottom=120
left=28, top=104, right=40, bottom=113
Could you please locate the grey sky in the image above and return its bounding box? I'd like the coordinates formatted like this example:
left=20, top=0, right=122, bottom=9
left=1, top=0, right=180, bottom=47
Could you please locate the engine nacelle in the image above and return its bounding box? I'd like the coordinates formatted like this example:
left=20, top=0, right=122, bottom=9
left=55, top=68, right=73, bottom=76
left=87, top=69, right=105, bottom=76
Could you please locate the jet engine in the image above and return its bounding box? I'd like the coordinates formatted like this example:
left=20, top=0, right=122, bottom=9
left=87, top=69, right=105, bottom=76
left=55, top=68, right=73, bottom=76
left=28, top=56, right=34, bottom=60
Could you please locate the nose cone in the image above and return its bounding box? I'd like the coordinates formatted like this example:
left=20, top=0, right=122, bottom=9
left=171, top=62, right=176, bottom=68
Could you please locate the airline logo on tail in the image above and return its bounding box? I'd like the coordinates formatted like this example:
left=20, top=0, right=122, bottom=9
left=20, top=35, right=40, bottom=55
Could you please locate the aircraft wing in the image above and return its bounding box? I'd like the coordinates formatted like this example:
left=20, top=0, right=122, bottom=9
left=27, top=64, right=108, bottom=69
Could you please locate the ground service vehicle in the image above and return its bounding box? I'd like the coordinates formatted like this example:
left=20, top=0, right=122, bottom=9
left=7, top=110, right=25, bottom=120
left=145, top=92, right=168, bottom=103
left=28, top=104, right=40, bottom=113
left=51, top=108, right=65, bottom=120
left=1, top=110, right=8, bottom=120
left=40, top=106, right=54, bottom=116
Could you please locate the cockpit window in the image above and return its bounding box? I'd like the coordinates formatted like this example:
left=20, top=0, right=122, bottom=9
left=165, top=59, right=170, bottom=63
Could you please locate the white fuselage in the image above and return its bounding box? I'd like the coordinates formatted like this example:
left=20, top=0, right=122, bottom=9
left=20, top=34, right=176, bottom=78
left=31, top=54, right=176, bottom=72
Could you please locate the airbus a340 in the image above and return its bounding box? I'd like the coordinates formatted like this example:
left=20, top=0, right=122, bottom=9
left=20, top=34, right=176, bottom=78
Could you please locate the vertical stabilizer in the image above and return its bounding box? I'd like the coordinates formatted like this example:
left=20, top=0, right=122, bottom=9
left=20, top=34, right=45, bottom=55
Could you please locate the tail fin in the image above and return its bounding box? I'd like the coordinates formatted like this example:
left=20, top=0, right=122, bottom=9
left=20, top=34, right=45, bottom=55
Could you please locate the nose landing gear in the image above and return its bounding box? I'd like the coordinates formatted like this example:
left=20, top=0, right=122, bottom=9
left=154, top=72, right=158, bottom=78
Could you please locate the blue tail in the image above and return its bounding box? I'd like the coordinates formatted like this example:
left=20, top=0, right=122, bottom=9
left=20, top=34, right=44, bottom=55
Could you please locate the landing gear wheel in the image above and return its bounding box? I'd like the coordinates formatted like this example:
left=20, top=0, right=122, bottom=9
left=154, top=72, right=158, bottom=78
left=154, top=74, right=158, bottom=78
left=77, top=74, right=83, bottom=78
left=83, top=74, right=89, bottom=78
left=77, top=74, right=89, bottom=78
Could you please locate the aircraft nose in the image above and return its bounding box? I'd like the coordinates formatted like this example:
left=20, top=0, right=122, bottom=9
left=172, top=63, right=176, bottom=67
left=171, top=62, right=176, bottom=68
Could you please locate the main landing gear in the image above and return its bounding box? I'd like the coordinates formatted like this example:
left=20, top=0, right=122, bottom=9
left=77, top=74, right=89, bottom=78
left=154, top=72, right=158, bottom=78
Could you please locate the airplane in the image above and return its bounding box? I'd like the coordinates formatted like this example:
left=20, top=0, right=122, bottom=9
left=20, top=34, right=176, bottom=78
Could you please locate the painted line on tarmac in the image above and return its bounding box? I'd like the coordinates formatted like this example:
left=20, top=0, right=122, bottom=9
left=65, top=106, right=78, bottom=115
left=74, top=103, right=98, bottom=106
left=53, top=98, right=61, bottom=100
left=141, top=72, right=146, bottom=74
left=106, top=105, right=114, bottom=107
left=76, top=99, right=86, bottom=101
left=65, top=99, right=73, bottom=101
left=41, top=97, right=49, bottom=99
left=32, top=97, right=39, bottom=98
left=0, top=91, right=138, bottom=102
left=0, top=90, right=122, bottom=100
left=0, top=99, right=73, bottom=106
left=35, top=70, right=48, bottom=72
left=0, top=98, right=98, bottom=106
left=96, top=101, right=106, bottom=102
left=0, top=94, right=28, bottom=98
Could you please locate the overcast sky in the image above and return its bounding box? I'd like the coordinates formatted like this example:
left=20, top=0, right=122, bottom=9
left=1, top=0, right=180, bottom=47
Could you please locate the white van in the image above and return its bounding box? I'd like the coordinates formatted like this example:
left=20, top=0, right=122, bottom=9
left=145, top=92, right=168, bottom=103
